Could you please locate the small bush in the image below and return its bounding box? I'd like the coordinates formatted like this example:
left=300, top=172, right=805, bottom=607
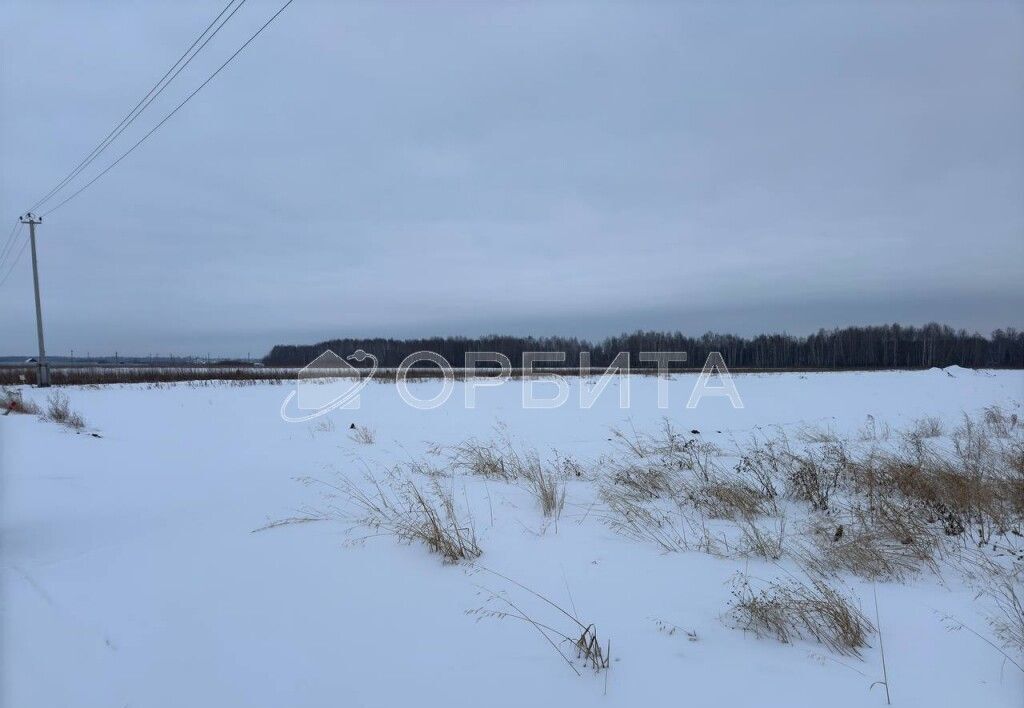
left=785, top=441, right=848, bottom=511
left=45, top=391, right=71, bottom=422
left=558, top=453, right=586, bottom=479
left=43, top=391, right=86, bottom=430
left=66, top=411, right=87, bottom=430
left=733, top=437, right=783, bottom=506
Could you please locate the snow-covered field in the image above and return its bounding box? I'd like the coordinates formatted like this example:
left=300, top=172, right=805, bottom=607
left=2, top=369, right=1022, bottom=707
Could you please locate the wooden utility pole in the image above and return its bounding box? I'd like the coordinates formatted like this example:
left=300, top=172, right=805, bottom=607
left=19, top=213, right=50, bottom=387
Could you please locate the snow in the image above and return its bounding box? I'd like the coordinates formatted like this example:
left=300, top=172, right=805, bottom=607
left=2, top=369, right=1023, bottom=707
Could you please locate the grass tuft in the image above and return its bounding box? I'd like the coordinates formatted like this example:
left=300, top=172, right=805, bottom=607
left=319, top=472, right=481, bottom=563
left=43, top=391, right=87, bottom=430
left=728, top=567, right=874, bottom=657
left=349, top=424, right=376, bottom=445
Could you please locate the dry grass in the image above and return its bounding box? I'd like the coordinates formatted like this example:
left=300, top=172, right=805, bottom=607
left=317, top=472, right=481, bottom=563
left=796, top=424, right=841, bottom=444
left=43, top=391, right=86, bottom=430
left=574, top=623, right=611, bottom=672
left=45, top=391, right=71, bottom=420
left=597, top=479, right=743, bottom=557
left=606, top=460, right=681, bottom=500
left=682, top=477, right=771, bottom=520
left=610, top=420, right=721, bottom=485
left=522, top=462, right=566, bottom=518
left=448, top=434, right=571, bottom=517
left=736, top=515, right=787, bottom=560
left=603, top=421, right=730, bottom=507
left=599, top=420, right=785, bottom=556
left=733, top=436, right=784, bottom=506
left=911, top=416, right=944, bottom=439
left=598, top=408, right=1023, bottom=571
left=448, top=432, right=558, bottom=482
left=450, top=412, right=1021, bottom=670
left=733, top=430, right=848, bottom=513
left=784, top=408, right=1024, bottom=599
left=957, top=552, right=1024, bottom=661
left=983, top=566, right=1024, bottom=658
left=0, top=365, right=299, bottom=387
left=469, top=566, right=610, bottom=675
left=858, top=414, right=891, bottom=442
left=349, top=424, right=376, bottom=445
left=861, top=413, right=1024, bottom=544
left=598, top=491, right=690, bottom=553
left=784, top=441, right=848, bottom=511
left=728, top=567, right=874, bottom=657
left=983, top=405, right=1018, bottom=438
left=791, top=411, right=1024, bottom=579
left=800, top=527, right=931, bottom=582
left=450, top=437, right=512, bottom=479
left=986, top=568, right=1024, bottom=657
left=2, top=388, right=39, bottom=415
left=296, top=410, right=1022, bottom=667
left=795, top=493, right=940, bottom=582
left=557, top=452, right=587, bottom=479
left=312, top=418, right=336, bottom=434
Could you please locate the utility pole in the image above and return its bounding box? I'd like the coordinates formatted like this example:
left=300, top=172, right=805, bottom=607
left=19, top=213, right=50, bottom=387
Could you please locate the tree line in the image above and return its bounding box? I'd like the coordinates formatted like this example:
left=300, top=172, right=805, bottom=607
left=263, top=323, right=1024, bottom=370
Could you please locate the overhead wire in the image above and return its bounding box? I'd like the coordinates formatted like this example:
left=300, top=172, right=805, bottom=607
left=27, top=0, right=247, bottom=213
left=0, top=223, right=28, bottom=289
left=0, top=220, right=22, bottom=271
left=42, top=0, right=296, bottom=217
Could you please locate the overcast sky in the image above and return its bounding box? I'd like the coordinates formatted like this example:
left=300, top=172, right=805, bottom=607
left=1, top=1, right=1022, bottom=356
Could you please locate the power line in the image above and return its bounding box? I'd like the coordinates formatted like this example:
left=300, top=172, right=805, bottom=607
left=28, top=0, right=244, bottom=213
left=0, top=225, right=28, bottom=289
left=28, top=0, right=246, bottom=214
left=42, top=0, right=296, bottom=217
left=0, top=220, right=21, bottom=271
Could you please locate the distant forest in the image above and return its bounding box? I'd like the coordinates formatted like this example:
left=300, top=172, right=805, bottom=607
left=263, top=324, right=1024, bottom=370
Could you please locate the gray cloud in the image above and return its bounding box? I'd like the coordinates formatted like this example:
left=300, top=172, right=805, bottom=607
left=1, top=1, right=1022, bottom=355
